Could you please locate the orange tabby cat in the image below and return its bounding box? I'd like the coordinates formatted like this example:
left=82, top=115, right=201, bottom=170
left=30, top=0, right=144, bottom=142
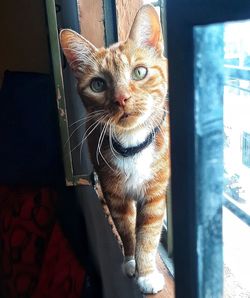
left=60, top=5, right=170, bottom=294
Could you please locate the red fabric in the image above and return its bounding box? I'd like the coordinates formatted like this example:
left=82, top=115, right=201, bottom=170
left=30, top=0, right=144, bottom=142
left=0, top=185, right=85, bottom=298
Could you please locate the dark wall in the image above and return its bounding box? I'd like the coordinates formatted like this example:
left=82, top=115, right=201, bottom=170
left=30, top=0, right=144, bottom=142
left=0, top=0, right=51, bottom=86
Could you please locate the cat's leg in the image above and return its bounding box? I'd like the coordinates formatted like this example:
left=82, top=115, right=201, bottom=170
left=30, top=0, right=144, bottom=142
left=106, top=195, right=136, bottom=277
left=136, top=193, right=166, bottom=294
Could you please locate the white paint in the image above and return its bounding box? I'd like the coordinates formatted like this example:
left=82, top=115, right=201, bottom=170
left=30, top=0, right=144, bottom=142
left=137, top=271, right=165, bottom=294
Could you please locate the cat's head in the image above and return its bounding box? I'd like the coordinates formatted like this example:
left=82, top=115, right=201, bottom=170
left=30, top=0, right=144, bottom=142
left=59, top=5, right=167, bottom=133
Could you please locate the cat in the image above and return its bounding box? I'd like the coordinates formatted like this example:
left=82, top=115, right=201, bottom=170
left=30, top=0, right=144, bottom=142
left=59, top=4, right=170, bottom=294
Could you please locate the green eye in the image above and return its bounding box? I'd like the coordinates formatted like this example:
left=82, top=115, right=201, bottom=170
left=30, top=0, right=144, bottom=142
left=132, top=66, right=148, bottom=81
left=90, top=78, right=106, bottom=92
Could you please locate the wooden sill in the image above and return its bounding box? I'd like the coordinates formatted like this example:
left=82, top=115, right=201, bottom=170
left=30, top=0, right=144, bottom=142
left=145, top=254, right=175, bottom=298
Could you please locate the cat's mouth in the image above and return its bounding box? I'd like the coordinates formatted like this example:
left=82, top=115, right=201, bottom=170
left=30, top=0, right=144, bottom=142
left=115, top=111, right=143, bottom=129
left=120, top=112, right=131, bottom=120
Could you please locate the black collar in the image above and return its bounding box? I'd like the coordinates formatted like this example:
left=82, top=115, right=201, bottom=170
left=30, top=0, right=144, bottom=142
left=111, top=111, right=166, bottom=158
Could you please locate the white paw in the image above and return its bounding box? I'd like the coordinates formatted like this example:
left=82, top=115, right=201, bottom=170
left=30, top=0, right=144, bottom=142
left=137, top=271, right=164, bottom=294
left=123, top=259, right=136, bottom=277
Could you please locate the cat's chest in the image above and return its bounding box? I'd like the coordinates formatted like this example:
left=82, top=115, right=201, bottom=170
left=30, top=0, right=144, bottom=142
left=113, top=144, right=154, bottom=198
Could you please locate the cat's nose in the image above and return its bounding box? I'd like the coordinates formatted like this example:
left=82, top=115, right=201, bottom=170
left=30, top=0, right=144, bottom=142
left=115, top=92, right=130, bottom=107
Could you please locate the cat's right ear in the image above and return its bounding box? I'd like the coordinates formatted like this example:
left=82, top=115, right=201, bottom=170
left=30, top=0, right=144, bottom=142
left=59, top=29, right=97, bottom=78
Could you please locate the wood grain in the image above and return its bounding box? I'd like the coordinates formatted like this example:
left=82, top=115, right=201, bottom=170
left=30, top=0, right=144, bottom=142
left=78, top=0, right=105, bottom=47
left=115, top=0, right=143, bottom=41
left=146, top=254, right=175, bottom=298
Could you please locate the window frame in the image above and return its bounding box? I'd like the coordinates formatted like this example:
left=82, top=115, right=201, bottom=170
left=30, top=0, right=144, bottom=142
left=166, top=0, right=250, bottom=297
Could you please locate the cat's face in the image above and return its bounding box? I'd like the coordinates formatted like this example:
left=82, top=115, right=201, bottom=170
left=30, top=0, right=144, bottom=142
left=60, top=5, right=167, bottom=133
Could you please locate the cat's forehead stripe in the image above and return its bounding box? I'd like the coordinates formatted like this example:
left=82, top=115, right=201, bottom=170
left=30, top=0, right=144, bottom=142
left=99, top=47, right=129, bottom=75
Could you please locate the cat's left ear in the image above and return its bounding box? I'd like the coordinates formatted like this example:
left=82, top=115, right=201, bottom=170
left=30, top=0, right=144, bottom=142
left=128, top=5, right=163, bottom=53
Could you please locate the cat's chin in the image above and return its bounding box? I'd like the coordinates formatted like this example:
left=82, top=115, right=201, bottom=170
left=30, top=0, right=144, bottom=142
left=116, top=122, right=142, bottom=132
left=116, top=114, right=140, bottom=130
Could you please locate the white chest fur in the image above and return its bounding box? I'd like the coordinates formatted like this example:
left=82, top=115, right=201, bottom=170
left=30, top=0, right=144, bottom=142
left=112, top=127, right=155, bottom=199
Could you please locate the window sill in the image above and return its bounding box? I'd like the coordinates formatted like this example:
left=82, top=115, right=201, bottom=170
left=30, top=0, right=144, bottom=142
left=145, top=250, right=175, bottom=298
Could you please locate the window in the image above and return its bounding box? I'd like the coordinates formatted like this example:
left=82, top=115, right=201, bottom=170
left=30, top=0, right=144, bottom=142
left=223, top=20, right=250, bottom=297
left=242, top=132, right=250, bottom=168
left=167, top=0, right=250, bottom=297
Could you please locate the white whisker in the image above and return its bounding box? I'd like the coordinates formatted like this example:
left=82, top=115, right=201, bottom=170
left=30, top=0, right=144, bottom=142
left=68, top=110, right=105, bottom=127
left=99, top=134, right=116, bottom=172
left=150, top=117, right=165, bottom=138
left=79, top=114, right=107, bottom=157
left=96, top=122, right=107, bottom=165
left=71, top=115, right=106, bottom=153
left=64, top=122, right=86, bottom=146
left=65, top=111, right=106, bottom=146
left=109, top=121, right=119, bottom=159
left=96, top=120, right=116, bottom=172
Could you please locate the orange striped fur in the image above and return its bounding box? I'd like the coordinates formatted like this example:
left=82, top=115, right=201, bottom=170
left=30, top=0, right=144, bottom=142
left=60, top=5, right=170, bottom=294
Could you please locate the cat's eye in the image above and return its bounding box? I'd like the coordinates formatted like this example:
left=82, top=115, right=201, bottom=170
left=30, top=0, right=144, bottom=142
left=90, top=78, right=106, bottom=93
left=132, top=66, right=148, bottom=81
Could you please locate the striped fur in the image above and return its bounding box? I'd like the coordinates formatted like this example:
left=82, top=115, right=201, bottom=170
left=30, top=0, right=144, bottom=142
left=60, top=5, right=170, bottom=294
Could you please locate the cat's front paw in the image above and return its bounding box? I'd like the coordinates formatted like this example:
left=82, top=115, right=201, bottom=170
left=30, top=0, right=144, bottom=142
left=123, top=259, right=136, bottom=277
left=137, top=271, right=164, bottom=294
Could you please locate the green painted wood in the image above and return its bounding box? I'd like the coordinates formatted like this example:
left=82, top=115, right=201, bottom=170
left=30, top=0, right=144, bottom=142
left=167, top=183, right=173, bottom=257
left=45, top=0, right=74, bottom=185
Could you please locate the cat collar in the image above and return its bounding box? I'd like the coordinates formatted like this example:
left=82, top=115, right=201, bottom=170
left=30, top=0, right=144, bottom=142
left=111, top=111, right=166, bottom=158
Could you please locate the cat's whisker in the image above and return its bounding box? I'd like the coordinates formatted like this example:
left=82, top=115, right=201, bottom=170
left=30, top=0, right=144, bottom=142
left=64, top=122, right=86, bottom=147
left=147, top=121, right=156, bottom=138
left=99, top=150, right=115, bottom=172
left=96, top=121, right=108, bottom=165
left=72, top=123, right=100, bottom=154
left=65, top=111, right=106, bottom=146
left=68, top=111, right=102, bottom=128
left=109, top=132, right=118, bottom=159
left=79, top=117, right=105, bottom=164
left=69, top=118, right=87, bottom=127
left=150, top=117, right=165, bottom=138
left=98, top=122, right=116, bottom=172
left=109, top=122, right=119, bottom=159
left=74, top=110, right=105, bottom=119
left=80, top=114, right=107, bottom=149
left=137, top=109, right=154, bottom=133
left=151, top=100, right=169, bottom=113
left=71, top=115, right=106, bottom=153
left=152, top=104, right=169, bottom=112
left=154, top=109, right=167, bottom=122
left=156, top=109, right=169, bottom=115
left=80, top=114, right=107, bottom=137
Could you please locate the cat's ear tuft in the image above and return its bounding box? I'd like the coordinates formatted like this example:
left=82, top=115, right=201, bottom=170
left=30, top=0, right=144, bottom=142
left=59, top=29, right=97, bottom=78
left=128, top=5, right=163, bottom=53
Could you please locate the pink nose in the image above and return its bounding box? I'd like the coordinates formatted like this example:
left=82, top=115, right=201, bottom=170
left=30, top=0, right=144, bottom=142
left=115, top=92, right=130, bottom=107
